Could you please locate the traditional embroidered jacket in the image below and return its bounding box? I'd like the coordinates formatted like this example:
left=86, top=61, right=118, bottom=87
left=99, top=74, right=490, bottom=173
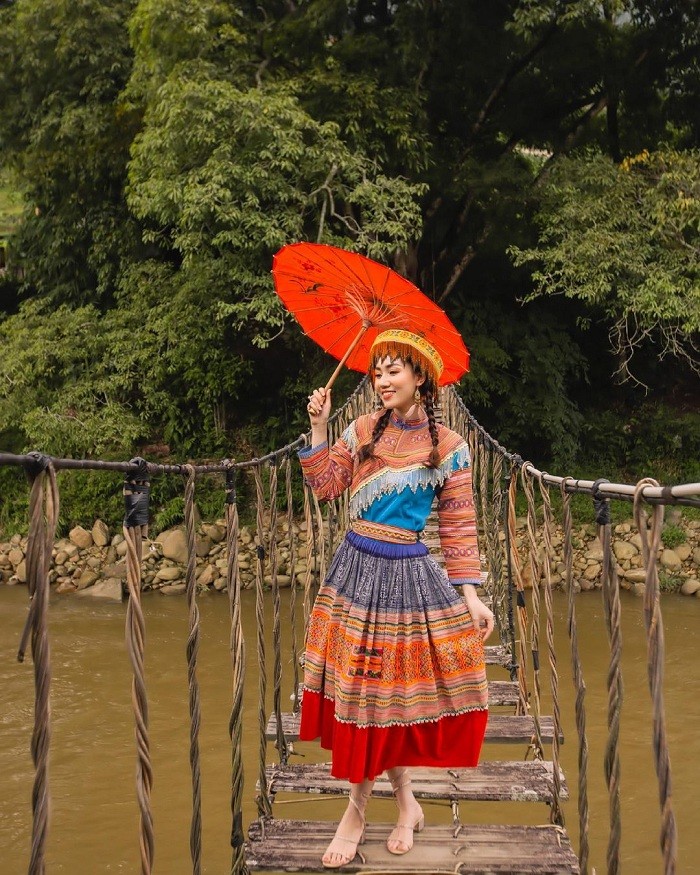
left=299, top=411, right=481, bottom=586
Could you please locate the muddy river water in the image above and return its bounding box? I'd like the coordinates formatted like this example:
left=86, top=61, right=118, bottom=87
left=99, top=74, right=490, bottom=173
left=1, top=584, right=698, bottom=873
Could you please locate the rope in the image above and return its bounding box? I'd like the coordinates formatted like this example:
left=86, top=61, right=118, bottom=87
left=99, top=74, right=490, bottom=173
left=18, top=455, right=59, bottom=875
left=507, top=468, right=530, bottom=715
left=267, top=461, right=289, bottom=765
left=536, top=477, right=564, bottom=826
left=284, top=458, right=301, bottom=714
left=594, top=481, right=622, bottom=875
left=521, top=465, right=545, bottom=760
left=501, top=466, right=518, bottom=683
left=252, top=465, right=272, bottom=818
left=560, top=479, right=590, bottom=874
left=302, top=484, right=315, bottom=640
left=224, top=467, right=247, bottom=874
left=487, top=449, right=507, bottom=645
left=183, top=465, right=203, bottom=874
left=633, top=479, right=677, bottom=875
left=123, top=459, right=154, bottom=875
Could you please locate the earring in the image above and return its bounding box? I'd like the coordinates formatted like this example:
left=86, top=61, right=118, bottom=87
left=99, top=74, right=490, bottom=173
left=414, top=388, right=421, bottom=404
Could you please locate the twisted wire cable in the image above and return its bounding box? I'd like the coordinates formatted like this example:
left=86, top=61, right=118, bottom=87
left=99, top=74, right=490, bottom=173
left=252, top=465, right=272, bottom=818
left=487, top=449, right=507, bottom=644
left=123, top=486, right=154, bottom=874
left=633, top=479, right=677, bottom=875
left=224, top=468, right=247, bottom=874
left=20, top=460, right=59, bottom=875
left=508, top=469, right=531, bottom=715
left=537, top=478, right=564, bottom=825
left=560, top=479, right=589, bottom=873
left=267, top=462, right=289, bottom=765
left=284, top=458, right=301, bottom=714
left=183, top=465, right=203, bottom=874
left=598, top=499, right=622, bottom=875
left=521, top=465, right=545, bottom=760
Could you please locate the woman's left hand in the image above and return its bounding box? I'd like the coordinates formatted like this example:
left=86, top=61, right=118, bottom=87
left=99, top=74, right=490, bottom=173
left=462, top=589, right=495, bottom=641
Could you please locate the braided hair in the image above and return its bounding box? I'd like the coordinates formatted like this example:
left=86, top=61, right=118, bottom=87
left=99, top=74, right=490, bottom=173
left=359, top=355, right=441, bottom=468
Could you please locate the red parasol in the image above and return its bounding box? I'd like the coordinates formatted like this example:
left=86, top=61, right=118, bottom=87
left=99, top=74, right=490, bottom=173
left=272, top=242, right=469, bottom=388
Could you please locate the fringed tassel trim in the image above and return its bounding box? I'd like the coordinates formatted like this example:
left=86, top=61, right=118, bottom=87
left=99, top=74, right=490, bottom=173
left=349, top=442, right=471, bottom=519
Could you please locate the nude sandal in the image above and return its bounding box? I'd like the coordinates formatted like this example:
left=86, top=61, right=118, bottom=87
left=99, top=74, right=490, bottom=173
left=387, top=771, right=425, bottom=855
left=321, top=788, right=369, bottom=869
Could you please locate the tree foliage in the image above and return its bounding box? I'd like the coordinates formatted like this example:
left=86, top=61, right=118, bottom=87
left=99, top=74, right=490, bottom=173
left=511, top=149, right=700, bottom=382
left=0, top=0, right=698, bottom=475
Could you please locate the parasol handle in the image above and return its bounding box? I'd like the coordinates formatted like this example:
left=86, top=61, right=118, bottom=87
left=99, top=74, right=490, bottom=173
left=324, top=321, right=371, bottom=391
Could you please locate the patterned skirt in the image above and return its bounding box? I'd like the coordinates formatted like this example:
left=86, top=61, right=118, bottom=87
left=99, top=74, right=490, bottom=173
left=299, top=531, right=488, bottom=782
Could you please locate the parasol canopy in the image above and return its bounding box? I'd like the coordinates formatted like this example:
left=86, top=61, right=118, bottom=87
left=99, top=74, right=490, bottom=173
left=272, top=242, right=469, bottom=387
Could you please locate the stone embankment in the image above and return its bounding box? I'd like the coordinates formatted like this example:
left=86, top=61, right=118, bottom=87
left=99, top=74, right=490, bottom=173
left=0, top=514, right=698, bottom=602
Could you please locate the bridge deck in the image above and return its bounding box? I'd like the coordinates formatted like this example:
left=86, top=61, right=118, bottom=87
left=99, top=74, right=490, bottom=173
left=246, top=819, right=580, bottom=873
left=266, top=760, right=568, bottom=803
left=266, top=711, right=563, bottom=745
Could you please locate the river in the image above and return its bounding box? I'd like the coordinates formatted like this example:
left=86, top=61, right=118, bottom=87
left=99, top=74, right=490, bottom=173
left=1, top=584, right=698, bottom=873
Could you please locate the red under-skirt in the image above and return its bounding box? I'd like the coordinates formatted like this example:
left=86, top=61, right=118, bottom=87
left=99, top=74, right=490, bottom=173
left=299, top=532, right=489, bottom=783
left=300, top=689, right=488, bottom=782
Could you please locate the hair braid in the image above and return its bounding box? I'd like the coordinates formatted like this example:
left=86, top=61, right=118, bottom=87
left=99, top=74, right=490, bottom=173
left=423, top=390, right=441, bottom=469
left=357, top=409, right=392, bottom=464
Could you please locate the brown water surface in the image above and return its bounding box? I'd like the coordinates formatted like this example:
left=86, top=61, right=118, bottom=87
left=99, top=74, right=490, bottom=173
left=1, top=584, right=698, bottom=873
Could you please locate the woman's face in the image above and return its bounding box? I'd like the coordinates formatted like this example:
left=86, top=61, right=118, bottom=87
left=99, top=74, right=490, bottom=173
left=373, top=356, right=425, bottom=417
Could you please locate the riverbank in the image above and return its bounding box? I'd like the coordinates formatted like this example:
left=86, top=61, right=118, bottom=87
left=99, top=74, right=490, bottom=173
left=1, top=512, right=699, bottom=601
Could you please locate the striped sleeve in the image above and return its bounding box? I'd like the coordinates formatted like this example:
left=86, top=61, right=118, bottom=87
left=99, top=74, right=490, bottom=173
left=297, top=424, right=355, bottom=501
left=437, top=462, right=481, bottom=586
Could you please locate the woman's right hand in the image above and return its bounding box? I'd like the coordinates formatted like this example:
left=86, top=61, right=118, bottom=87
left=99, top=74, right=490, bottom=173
left=306, top=387, right=332, bottom=425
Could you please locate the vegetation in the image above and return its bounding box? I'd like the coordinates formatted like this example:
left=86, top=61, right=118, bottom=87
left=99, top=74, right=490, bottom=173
left=0, top=1, right=698, bottom=533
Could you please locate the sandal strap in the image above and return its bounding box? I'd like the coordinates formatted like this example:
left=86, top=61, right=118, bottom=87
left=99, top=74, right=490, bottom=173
left=390, top=770, right=411, bottom=793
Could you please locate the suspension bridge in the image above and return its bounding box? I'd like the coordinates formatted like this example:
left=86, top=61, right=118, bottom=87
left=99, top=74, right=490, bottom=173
left=2, top=379, right=697, bottom=873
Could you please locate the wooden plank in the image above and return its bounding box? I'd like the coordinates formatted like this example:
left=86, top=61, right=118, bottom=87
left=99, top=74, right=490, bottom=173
left=267, top=712, right=563, bottom=745
left=246, top=819, right=580, bottom=873
left=266, top=760, right=568, bottom=803
left=295, top=679, right=520, bottom=708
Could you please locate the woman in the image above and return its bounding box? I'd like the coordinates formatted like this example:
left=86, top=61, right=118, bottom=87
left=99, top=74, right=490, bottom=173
left=298, top=329, right=493, bottom=868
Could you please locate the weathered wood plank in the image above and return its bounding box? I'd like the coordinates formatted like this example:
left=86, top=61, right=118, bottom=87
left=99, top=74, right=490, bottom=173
left=295, top=679, right=520, bottom=708
left=266, top=712, right=563, bottom=745
left=246, top=819, right=580, bottom=873
left=266, top=760, right=568, bottom=803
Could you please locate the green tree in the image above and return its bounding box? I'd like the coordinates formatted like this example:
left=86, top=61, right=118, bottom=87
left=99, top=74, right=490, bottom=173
left=510, top=149, right=700, bottom=382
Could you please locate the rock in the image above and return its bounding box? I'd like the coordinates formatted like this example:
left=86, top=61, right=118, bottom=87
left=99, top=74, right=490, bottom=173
left=631, top=583, right=646, bottom=597
left=196, top=565, right=215, bottom=587
left=55, top=550, right=68, bottom=566
left=675, top=543, right=692, bottom=562
left=583, top=562, right=601, bottom=581
left=614, top=523, right=631, bottom=534
left=101, top=561, right=127, bottom=580
left=56, top=580, right=77, bottom=594
left=660, top=549, right=682, bottom=570
left=69, top=526, right=93, bottom=549
left=202, top=524, right=225, bottom=543
left=195, top=537, right=213, bottom=558
left=16, top=560, right=27, bottom=583
left=8, top=547, right=24, bottom=566
left=629, top=533, right=643, bottom=550
left=91, top=519, right=110, bottom=547
left=622, top=568, right=648, bottom=583
left=155, top=566, right=182, bottom=582
left=585, top=541, right=604, bottom=561
left=111, top=533, right=125, bottom=546
left=213, top=577, right=227, bottom=591
left=579, top=578, right=595, bottom=591
left=680, top=578, right=700, bottom=596
left=156, top=528, right=189, bottom=564
left=86, top=557, right=102, bottom=570
left=76, top=571, right=99, bottom=590
left=692, top=548, right=700, bottom=567
left=64, top=543, right=79, bottom=558
left=613, top=541, right=638, bottom=561
left=76, top=578, right=123, bottom=601
left=264, top=574, right=292, bottom=588
left=160, top=583, right=187, bottom=595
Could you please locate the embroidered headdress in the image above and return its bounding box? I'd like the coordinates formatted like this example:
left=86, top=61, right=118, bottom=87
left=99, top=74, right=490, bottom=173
left=369, top=329, right=444, bottom=388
